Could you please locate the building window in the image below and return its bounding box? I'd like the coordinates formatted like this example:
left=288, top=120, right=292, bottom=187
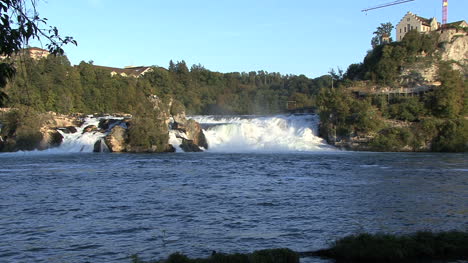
left=400, top=28, right=402, bottom=33
left=407, top=18, right=410, bottom=21
left=408, top=24, right=411, bottom=32
left=404, top=27, right=407, bottom=33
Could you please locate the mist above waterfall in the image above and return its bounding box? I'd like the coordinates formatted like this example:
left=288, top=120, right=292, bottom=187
left=190, top=114, right=334, bottom=153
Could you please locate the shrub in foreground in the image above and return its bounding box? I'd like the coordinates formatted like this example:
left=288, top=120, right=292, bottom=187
left=314, top=231, right=468, bottom=262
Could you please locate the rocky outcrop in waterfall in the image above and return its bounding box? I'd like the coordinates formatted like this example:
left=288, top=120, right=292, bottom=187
left=104, top=125, right=128, bottom=152
left=89, top=96, right=207, bottom=153
left=169, top=99, right=208, bottom=152
left=172, top=119, right=208, bottom=151
left=0, top=97, right=206, bottom=153
left=0, top=109, right=83, bottom=152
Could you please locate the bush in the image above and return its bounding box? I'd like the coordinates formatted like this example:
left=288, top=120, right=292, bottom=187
left=431, top=119, right=468, bottom=152
left=370, top=127, right=416, bottom=151
left=0, top=106, right=44, bottom=151
left=127, top=102, right=170, bottom=152
left=250, top=249, right=298, bottom=263
left=170, top=99, right=186, bottom=116
left=388, top=97, right=426, bottom=121
left=316, top=231, right=468, bottom=262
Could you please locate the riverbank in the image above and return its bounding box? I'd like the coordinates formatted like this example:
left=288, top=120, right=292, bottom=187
left=132, top=231, right=468, bottom=263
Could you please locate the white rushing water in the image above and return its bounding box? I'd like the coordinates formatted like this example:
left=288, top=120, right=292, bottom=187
left=56, top=116, right=124, bottom=153
left=6, top=114, right=331, bottom=154
left=190, top=114, right=334, bottom=152
left=56, top=117, right=102, bottom=152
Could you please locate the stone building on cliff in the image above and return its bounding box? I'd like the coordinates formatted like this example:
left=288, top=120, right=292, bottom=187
left=396, top=11, right=468, bottom=42
left=396, top=12, right=440, bottom=41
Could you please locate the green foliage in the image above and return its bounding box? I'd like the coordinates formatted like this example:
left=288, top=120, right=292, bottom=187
left=402, top=31, right=439, bottom=56
left=0, top=0, right=76, bottom=106
left=371, top=22, right=393, bottom=48
left=170, top=99, right=186, bottom=116
left=127, top=102, right=169, bottom=152
left=348, top=30, right=440, bottom=85
left=370, top=127, right=416, bottom=152
left=431, top=119, right=468, bottom=152
left=5, top=58, right=151, bottom=114
left=316, top=231, right=468, bottom=262
left=5, top=55, right=333, bottom=116
left=250, top=249, right=299, bottom=263
left=0, top=105, right=44, bottom=151
left=334, top=26, right=467, bottom=152
left=388, top=97, right=425, bottom=121
left=317, top=87, right=382, bottom=138
left=426, top=63, right=466, bottom=118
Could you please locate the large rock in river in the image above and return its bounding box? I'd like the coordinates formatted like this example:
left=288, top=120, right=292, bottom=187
left=104, top=125, right=128, bottom=152
left=172, top=119, right=208, bottom=150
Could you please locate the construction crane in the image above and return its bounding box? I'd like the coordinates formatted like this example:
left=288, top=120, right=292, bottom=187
left=442, top=0, right=448, bottom=25
left=362, top=0, right=448, bottom=25
left=361, top=0, right=415, bottom=12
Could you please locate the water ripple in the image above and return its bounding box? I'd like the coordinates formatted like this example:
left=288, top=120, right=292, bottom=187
left=0, top=152, right=466, bottom=263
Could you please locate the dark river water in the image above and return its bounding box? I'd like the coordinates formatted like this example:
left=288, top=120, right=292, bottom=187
left=0, top=152, right=467, bottom=263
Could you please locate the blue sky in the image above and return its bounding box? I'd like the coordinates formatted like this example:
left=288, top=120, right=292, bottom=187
left=35, top=0, right=467, bottom=78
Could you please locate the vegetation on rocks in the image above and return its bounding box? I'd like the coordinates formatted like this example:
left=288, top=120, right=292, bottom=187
left=127, top=102, right=172, bottom=153
left=318, top=25, right=467, bottom=152
left=0, top=106, right=44, bottom=151
left=314, top=231, right=468, bottom=262
left=130, top=231, right=468, bottom=263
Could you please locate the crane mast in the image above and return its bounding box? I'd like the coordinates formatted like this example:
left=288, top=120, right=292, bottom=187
left=442, top=0, right=448, bottom=25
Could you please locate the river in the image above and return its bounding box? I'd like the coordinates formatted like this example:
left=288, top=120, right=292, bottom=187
left=0, top=115, right=467, bottom=263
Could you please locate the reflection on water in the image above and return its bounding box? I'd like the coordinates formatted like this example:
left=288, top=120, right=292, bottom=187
left=0, top=152, right=467, bottom=263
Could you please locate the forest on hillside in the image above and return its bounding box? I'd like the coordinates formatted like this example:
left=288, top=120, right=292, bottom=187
left=1, top=55, right=333, bottom=115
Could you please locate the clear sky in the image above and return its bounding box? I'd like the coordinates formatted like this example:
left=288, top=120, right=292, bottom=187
left=34, top=0, right=468, bottom=78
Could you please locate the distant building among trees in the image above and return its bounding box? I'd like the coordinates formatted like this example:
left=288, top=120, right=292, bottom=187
left=24, top=47, right=50, bottom=60
left=93, top=65, right=153, bottom=78
left=0, top=47, right=50, bottom=60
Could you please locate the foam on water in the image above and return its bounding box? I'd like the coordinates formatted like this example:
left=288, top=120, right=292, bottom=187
left=190, top=114, right=334, bottom=153
left=1, top=114, right=333, bottom=154
left=55, top=115, right=123, bottom=153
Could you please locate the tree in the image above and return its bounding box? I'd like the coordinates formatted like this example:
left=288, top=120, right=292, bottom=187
left=426, top=64, right=465, bottom=118
left=371, top=22, right=393, bottom=48
left=0, top=0, right=76, bottom=105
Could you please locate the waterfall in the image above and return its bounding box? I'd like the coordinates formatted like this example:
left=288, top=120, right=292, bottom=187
left=190, top=114, right=334, bottom=152
left=5, top=114, right=332, bottom=154
left=55, top=116, right=123, bottom=153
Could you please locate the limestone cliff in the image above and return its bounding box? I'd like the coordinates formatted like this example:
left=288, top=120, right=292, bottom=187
left=321, top=29, right=468, bottom=152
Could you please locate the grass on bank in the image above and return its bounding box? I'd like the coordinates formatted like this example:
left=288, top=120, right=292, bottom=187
left=314, top=231, right=468, bottom=262
left=131, top=231, right=468, bottom=263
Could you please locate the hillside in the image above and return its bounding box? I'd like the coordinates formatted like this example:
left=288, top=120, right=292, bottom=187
left=318, top=27, right=468, bottom=152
